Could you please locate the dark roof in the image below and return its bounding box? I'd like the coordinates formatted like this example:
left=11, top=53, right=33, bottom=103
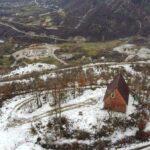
left=104, top=74, right=130, bottom=104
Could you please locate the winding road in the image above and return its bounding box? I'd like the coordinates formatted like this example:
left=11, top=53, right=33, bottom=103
left=0, top=21, right=71, bottom=42
left=0, top=21, right=69, bottom=65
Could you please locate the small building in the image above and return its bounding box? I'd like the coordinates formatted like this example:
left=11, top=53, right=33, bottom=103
left=103, top=74, right=130, bottom=113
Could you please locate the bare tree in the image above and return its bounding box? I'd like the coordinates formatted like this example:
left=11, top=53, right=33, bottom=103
left=33, top=76, right=43, bottom=108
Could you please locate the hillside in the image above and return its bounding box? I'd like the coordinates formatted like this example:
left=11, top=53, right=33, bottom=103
left=59, top=0, right=150, bottom=40
left=0, top=0, right=149, bottom=149
left=0, top=60, right=150, bottom=149
left=0, top=0, right=150, bottom=41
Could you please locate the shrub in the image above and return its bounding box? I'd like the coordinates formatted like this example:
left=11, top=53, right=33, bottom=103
left=61, top=116, right=69, bottom=125
left=93, top=140, right=106, bottom=150
left=74, top=130, right=91, bottom=140
left=135, top=131, right=150, bottom=141
left=47, top=142, right=91, bottom=150
left=114, top=136, right=135, bottom=146
left=95, top=125, right=114, bottom=139
left=30, top=126, right=37, bottom=135
left=49, top=117, right=72, bottom=138
left=138, top=120, right=147, bottom=131
left=47, top=121, right=53, bottom=129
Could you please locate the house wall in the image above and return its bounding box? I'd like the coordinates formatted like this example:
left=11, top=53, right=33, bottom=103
left=104, top=89, right=127, bottom=113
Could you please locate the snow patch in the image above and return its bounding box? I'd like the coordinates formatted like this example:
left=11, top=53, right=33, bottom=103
left=113, top=44, right=150, bottom=61
left=111, top=128, right=138, bottom=143
left=0, top=40, right=4, bottom=43
left=5, top=63, right=56, bottom=77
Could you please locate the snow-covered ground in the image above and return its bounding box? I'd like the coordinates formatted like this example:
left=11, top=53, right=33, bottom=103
left=0, top=94, right=40, bottom=150
left=145, top=122, right=150, bottom=132
left=3, top=63, right=56, bottom=77
left=0, top=58, right=149, bottom=149
left=119, top=141, right=150, bottom=150
left=0, top=78, right=33, bottom=86
left=0, top=39, right=4, bottom=43
left=0, top=86, right=143, bottom=150
left=113, top=44, right=150, bottom=61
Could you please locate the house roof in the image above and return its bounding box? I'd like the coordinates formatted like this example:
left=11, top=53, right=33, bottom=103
left=104, top=74, right=130, bottom=104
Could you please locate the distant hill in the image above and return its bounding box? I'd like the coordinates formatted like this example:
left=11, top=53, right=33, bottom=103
left=0, top=0, right=150, bottom=40
left=58, top=0, right=150, bottom=40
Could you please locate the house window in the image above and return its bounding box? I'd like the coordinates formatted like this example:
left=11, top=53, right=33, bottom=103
left=111, top=92, right=115, bottom=98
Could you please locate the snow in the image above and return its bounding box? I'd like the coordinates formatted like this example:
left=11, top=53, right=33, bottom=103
left=0, top=125, right=31, bottom=150
left=126, top=95, right=136, bottom=116
left=40, top=72, right=56, bottom=81
left=55, top=138, right=93, bottom=145
left=16, top=143, right=44, bottom=150
left=0, top=40, right=4, bottom=43
left=0, top=78, right=33, bottom=86
left=0, top=40, right=149, bottom=150
left=113, top=44, right=150, bottom=61
left=137, top=48, right=150, bottom=59
left=0, top=94, right=42, bottom=150
left=4, top=63, right=56, bottom=77
left=145, top=122, right=150, bottom=132
left=61, top=88, right=106, bottom=132
left=12, top=44, right=59, bottom=61
left=60, top=89, right=134, bottom=132
left=0, top=86, right=148, bottom=149
left=0, top=76, right=148, bottom=149
left=111, top=128, right=138, bottom=143
left=119, top=141, right=150, bottom=150
left=110, top=64, right=136, bottom=75
left=12, top=88, right=106, bottom=124
left=113, top=44, right=135, bottom=53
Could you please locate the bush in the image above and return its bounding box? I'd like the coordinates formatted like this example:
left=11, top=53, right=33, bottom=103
left=138, top=120, right=147, bottom=131
left=30, top=126, right=37, bottom=135
left=47, top=142, right=91, bottom=150
left=61, top=116, right=69, bottom=125
left=95, top=125, right=114, bottom=139
left=114, top=136, right=135, bottom=146
left=135, top=131, right=150, bottom=141
left=52, top=116, right=68, bottom=125
left=49, top=117, right=72, bottom=138
left=47, top=121, right=53, bottom=129
left=93, top=140, right=106, bottom=150
left=74, top=130, right=91, bottom=140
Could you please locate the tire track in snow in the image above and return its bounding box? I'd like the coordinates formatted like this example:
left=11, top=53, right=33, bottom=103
left=8, top=98, right=97, bottom=127
left=130, top=144, right=150, bottom=150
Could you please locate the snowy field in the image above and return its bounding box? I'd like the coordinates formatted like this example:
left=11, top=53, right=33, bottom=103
left=0, top=57, right=149, bottom=149
left=0, top=86, right=149, bottom=149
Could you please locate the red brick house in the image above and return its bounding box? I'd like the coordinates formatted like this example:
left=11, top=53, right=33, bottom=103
left=103, top=74, right=130, bottom=113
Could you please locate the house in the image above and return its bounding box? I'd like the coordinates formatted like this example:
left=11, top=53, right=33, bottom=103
left=103, top=74, right=130, bottom=113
